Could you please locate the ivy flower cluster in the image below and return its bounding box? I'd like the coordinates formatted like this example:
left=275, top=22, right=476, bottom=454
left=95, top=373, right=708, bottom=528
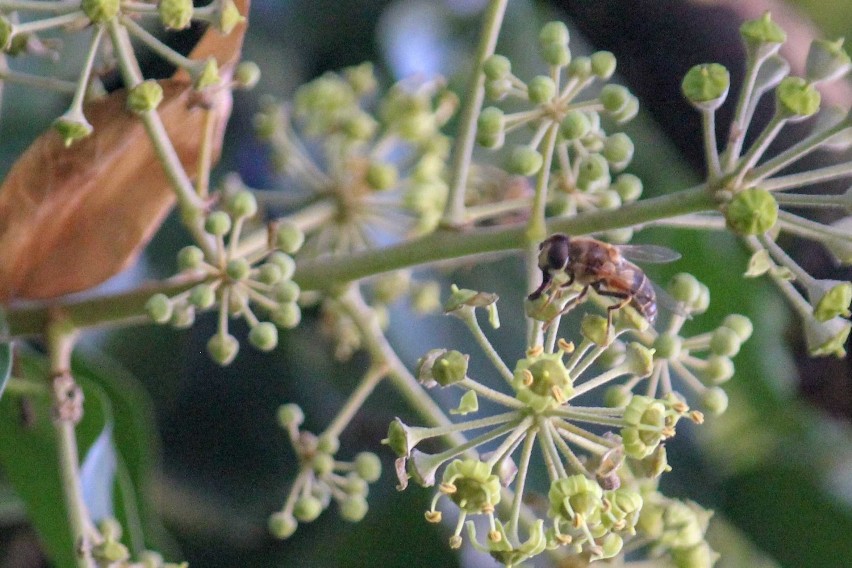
left=384, top=285, right=742, bottom=566
left=145, top=187, right=305, bottom=365
left=475, top=20, right=642, bottom=241
left=254, top=62, right=458, bottom=253
left=268, top=403, right=382, bottom=539
left=678, top=12, right=851, bottom=357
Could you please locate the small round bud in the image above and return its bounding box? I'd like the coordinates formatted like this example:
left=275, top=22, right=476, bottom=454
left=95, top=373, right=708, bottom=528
left=710, top=326, right=741, bottom=356
left=268, top=512, right=297, bottom=539
left=53, top=112, right=93, bottom=147
left=693, top=283, right=711, bottom=315
left=604, top=384, right=632, bottom=408
left=207, top=333, right=239, bottom=366
left=311, top=452, right=335, bottom=475
left=137, top=550, right=164, bottom=568
left=169, top=302, right=195, bottom=329
left=272, top=280, right=300, bottom=303
left=567, top=56, right=592, bottom=79
left=92, top=541, right=129, bottom=563
left=667, top=273, right=702, bottom=305
left=506, top=146, right=543, bottom=176
left=317, top=434, right=339, bottom=454
left=226, top=258, right=251, bottom=281
left=411, top=281, right=442, bottom=314
left=600, top=84, right=630, bottom=114
left=527, top=75, right=556, bottom=104
left=274, top=222, right=305, bottom=253
left=293, top=495, right=323, bottom=522
left=277, top=403, right=304, bottom=428
left=158, top=0, right=193, bottom=30
left=776, top=76, right=821, bottom=119
left=681, top=63, right=730, bottom=110
left=339, top=496, right=368, bottom=523
left=600, top=532, right=624, bottom=559
left=188, top=284, right=216, bottom=309
left=581, top=314, right=610, bottom=345
left=597, top=190, right=622, bottom=210
left=611, top=95, right=639, bottom=123
left=483, top=55, right=511, bottom=80
left=485, top=78, right=512, bottom=101
left=725, top=187, right=778, bottom=235
left=127, top=80, right=164, bottom=113
left=432, top=350, right=469, bottom=386
left=654, top=333, right=682, bottom=360
left=560, top=110, right=591, bottom=140
left=576, top=154, right=611, bottom=192
left=204, top=211, right=232, bottom=236
left=701, top=387, right=729, bottom=416
left=234, top=61, right=261, bottom=89
left=82, top=0, right=119, bottom=23
left=603, top=132, right=634, bottom=170
left=701, top=355, right=734, bottom=385
left=722, top=314, right=753, bottom=341
left=343, top=111, right=377, bottom=140
left=598, top=340, right=627, bottom=369
left=355, top=452, right=382, bottom=482
left=98, top=518, right=123, bottom=541
left=194, top=58, right=221, bottom=90
left=216, top=0, right=245, bottom=35
left=614, top=173, right=643, bottom=202
left=249, top=322, right=278, bottom=352
left=177, top=245, right=205, bottom=270
left=591, top=51, right=617, bottom=79
left=267, top=252, right=296, bottom=280
left=539, top=21, right=569, bottom=49
left=541, top=43, right=571, bottom=67
left=366, top=162, right=398, bottom=190
left=258, top=263, right=283, bottom=285
left=226, top=190, right=258, bottom=219
left=0, top=17, right=12, bottom=51
left=624, top=342, right=655, bottom=376
left=806, top=38, right=852, bottom=84
left=145, top=293, right=173, bottom=324
left=477, top=106, right=505, bottom=148
left=671, top=542, right=718, bottom=568
left=344, top=62, right=376, bottom=94
left=271, top=302, right=302, bottom=329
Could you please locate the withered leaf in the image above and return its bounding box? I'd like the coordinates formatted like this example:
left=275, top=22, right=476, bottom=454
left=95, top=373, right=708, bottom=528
left=0, top=0, right=250, bottom=303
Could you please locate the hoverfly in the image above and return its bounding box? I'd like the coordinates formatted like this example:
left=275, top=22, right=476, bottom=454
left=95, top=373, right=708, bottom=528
left=528, top=234, right=682, bottom=332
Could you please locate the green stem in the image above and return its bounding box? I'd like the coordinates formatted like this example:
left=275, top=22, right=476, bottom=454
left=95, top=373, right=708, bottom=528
left=0, top=0, right=78, bottom=11
left=68, top=25, right=105, bottom=114
left=760, top=161, right=852, bottom=192
left=12, top=10, right=84, bottom=35
left=773, top=191, right=852, bottom=210
left=322, top=366, right=387, bottom=441
left=455, top=308, right=513, bottom=384
left=525, top=122, right=559, bottom=243
left=441, top=0, right=508, bottom=228
left=731, top=113, right=786, bottom=187
left=507, top=427, right=536, bottom=544
left=0, top=69, right=78, bottom=93
left=720, top=52, right=764, bottom=172
left=701, top=108, right=721, bottom=180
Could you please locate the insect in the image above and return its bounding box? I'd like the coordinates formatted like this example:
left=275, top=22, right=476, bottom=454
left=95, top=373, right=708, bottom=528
left=528, top=234, right=682, bottom=333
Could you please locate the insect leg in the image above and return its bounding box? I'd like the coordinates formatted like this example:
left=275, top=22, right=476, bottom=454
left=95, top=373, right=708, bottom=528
left=543, top=285, right=590, bottom=331
left=528, top=270, right=553, bottom=301
left=590, top=281, right=632, bottom=340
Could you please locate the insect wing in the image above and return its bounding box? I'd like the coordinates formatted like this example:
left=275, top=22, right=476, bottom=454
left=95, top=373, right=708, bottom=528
left=616, top=244, right=681, bottom=264
left=651, top=281, right=692, bottom=319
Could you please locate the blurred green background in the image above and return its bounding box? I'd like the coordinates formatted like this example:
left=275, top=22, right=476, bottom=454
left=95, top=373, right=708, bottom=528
left=0, top=1, right=850, bottom=567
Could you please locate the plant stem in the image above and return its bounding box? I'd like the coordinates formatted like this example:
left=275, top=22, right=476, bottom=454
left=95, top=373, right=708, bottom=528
left=508, top=427, right=535, bottom=544
left=701, top=108, right=721, bottom=180
left=322, top=365, right=387, bottom=441
left=441, top=0, right=508, bottom=227
left=760, top=162, right=852, bottom=192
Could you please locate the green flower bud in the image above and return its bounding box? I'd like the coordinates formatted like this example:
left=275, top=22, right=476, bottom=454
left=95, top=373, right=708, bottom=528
left=483, top=54, right=511, bottom=80
left=539, top=21, right=569, bottom=50
left=257, top=263, right=283, bottom=285
left=581, top=314, right=610, bottom=345
left=194, top=58, right=220, bottom=90
left=700, top=355, right=734, bottom=384
left=274, top=221, right=305, bottom=253
left=343, top=111, right=377, bottom=140
left=671, top=542, right=718, bottom=568
left=344, top=62, right=376, bottom=94
left=541, top=43, right=571, bottom=67
left=317, top=434, right=339, bottom=454
left=806, top=38, right=851, bottom=84
left=169, top=301, right=195, bottom=329
left=668, top=273, right=701, bottom=305
left=177, top=245, right=204, bottom=270
left=293, top=495, right=323, bottom=522
left=450, top=390, right=478, bottom=415
left=506, top=146, right=544, bottom=176
left=188, top=283, right=216, bottom=309
left=311, top=452, right=335, bottom=475
left=271, top=302, right=301, bottom=329
left=567, top=56, right=592, bottom=80
left=693, top=282, right=711, bottom=315
left=725, top=187, right=778, bottom=235
left=92, top=540, right=129, bottom=563
left=614, top=173, right=643, bottom=202
left=548, top=474, right=602, bottom=524
left=277, top=403, right=304, bottom=428
left=226, top=190, right=258, bottom=219
left=145, top=293, right=173, bottom=324
left=233, top=60, right=261, bottom=89
left=383, top=419, right=412, bottom=457
left=442, top=459, right=502, bottom=513
left=366, top=161, right=399, bottom=191
left=272, top=280, right=300, bottom=304
left=159, top=0, right=193, bottom=30
left=216, top=0, right=245, bottom=34
left=596, top=189, right=622, bottom=210
left=603, top=132, right=634, bottom=170
left=344, top=473, right=369, bottom=496
left=98, top=517, right=123, bottom=541
left=82, top=0, right=119, bottom=23
left=612, top=95, right=639, bottom=123
left=527, top=75, right=556, bottom=104
left=430, top=350, right=469, bottom=386
left=807, top=280, right=852, bottom=321
left=722, top=314, right=753, bottom=341
left=599, top=532, right=624, bottom=559
left=740, top=12, right=786, bottom=50
left=591, top=51, right=617, bottom=79
left=604, top=384, right=632, bottom=408
left=710, top=326, right=741, bottom=356
left=477, top=106, right=505, bottom=148
left=600, top=84, right=631, bottom=115
left=411, top=281, right=442, bottom=314
left=0, top=17, right=12, bottom=51
left=249, top=322, right=278, bottom=352
left=776, top=76, right=820, bottom=119
left=654, top=333, right=682, bottom=360
left=560, top=110, right=591, bottom=140
left=339, top=495, right=368, bottom=522
left=700, top=387, right=728, bottom=416
left=53, top=112, right=93, bottom=147
left=268, top=252, right=296, bottom=280
left=599, top=340, right=627, bottom=369
left=624, top=342, right=655, bottom=376
left=485, top=78, right=512, bottom=101
left=622, top=395, right=666, bottom=459
left=512, top=353, right=572, bottom=411
left=207, top=333, right=239, bottom=366
left=226, top=258, right=250, bottom=281
left=576, top=154, right=611, bottom=192
left=204, top=211, right=232, bottom=236
left=268, top=512, right=298, bottom=539
left=138, top=550, right=164, bottom=568
left=355, top=452, right=382, bottom=483
left=804, top=315, right=851, bottom=357
left=681, top=63, right=730, bottom=110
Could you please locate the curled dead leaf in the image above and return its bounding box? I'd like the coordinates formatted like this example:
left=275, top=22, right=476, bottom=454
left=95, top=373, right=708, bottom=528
left=0, top=0, right=250, bottom=303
